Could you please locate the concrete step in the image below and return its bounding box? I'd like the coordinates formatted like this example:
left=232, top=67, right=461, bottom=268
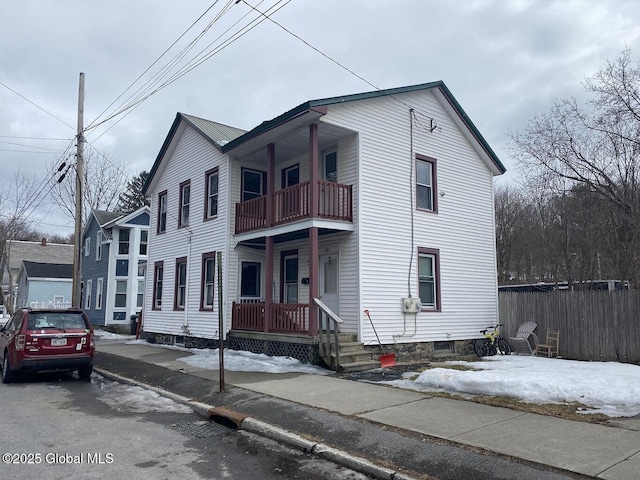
left=333, top=351, right=375, bottom=364
left=329, top=341, right=367, bottom=354
left=340, top=359, right=381, bottom=372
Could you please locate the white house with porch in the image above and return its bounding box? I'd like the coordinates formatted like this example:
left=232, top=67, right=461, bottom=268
left=141, top=81, right=505, bottom=370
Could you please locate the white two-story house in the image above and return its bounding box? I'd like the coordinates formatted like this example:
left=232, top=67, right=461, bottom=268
left=141, top=81, right=505, bottom=370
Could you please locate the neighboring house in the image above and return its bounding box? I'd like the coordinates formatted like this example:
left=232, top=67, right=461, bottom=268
left=141, top=81, right=505, bottom=369
left=1, top=239, right=74, bottom=311
left=15, top=261, right=73, bottom=308
left=81, top=207, right=150, bottom=331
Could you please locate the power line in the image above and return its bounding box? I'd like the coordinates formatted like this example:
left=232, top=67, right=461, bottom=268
left=86, top=0, right=288, bottom=135
left=0, top=135, right=71, bottom=141
left=87, top=0, right=226, bottom=131
left=0, top=80, right=75, bottom=130
left=237, top=0, right=432, bottom=116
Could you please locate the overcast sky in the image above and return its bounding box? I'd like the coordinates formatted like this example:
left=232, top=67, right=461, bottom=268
left=2, top=0, right=640, bottom=236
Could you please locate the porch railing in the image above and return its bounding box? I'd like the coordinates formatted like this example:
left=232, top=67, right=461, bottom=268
left=236, top=180, right=352, bottom=234
left=314, top=297, right=343, bottom=370
left=235, top=195, right=267, bottom=234
left=231, top=302, right=310, bottom=334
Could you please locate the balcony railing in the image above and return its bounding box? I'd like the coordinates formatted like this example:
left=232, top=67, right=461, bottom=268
left=231, top=302, right=310, bottom=334
left=236, top=181, right=352, bottom=234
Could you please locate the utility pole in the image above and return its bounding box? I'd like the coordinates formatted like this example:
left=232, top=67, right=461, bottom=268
left=72, top=72, right=85, bottom=307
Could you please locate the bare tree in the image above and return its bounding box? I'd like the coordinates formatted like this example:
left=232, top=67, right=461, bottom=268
left=0, top=172, right=41, bottom=314
left=508, top=48, right=640, bottom=287
left=50, top=146, right=130, bottom=227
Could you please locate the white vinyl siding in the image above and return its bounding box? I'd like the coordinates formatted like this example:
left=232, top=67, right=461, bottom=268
left=145, top=125, right=230, bottom=338
left=322, top=90, right=499, bottom=344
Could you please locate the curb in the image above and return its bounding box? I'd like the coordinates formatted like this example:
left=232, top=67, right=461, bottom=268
left=94, top=368, right=419, bottom=480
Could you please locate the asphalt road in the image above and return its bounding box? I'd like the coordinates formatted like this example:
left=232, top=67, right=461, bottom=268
left=0, top=371, right=372, bottom=480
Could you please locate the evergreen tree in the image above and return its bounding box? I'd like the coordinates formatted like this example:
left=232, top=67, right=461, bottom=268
left=116, top=171, right=150, bottom=214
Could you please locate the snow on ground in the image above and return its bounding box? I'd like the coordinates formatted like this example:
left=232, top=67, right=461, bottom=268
left=176, top=347, right=331, bottom=375
left=122, top=337, right=331, bottom=375
left=94, top=329, right=135, bottom=340
left=99, top=332, right=640, bottom=417
left=97, top=381, right=193, bottom=414
left=382, top=355, right=640, bottom=417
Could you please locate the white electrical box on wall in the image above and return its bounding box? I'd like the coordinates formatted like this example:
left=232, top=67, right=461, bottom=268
left=402, top=297, right=422, bottom=313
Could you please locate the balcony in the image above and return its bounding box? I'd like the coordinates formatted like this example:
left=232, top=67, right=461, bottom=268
left=235, top=180, right=352, bottom=235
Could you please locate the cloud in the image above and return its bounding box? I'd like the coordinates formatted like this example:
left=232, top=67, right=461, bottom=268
left=2, top=0, right=640, bottom=233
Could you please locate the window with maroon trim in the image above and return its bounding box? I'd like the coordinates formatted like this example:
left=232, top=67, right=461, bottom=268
left=279, top=250, right=298, bottom=303
left=418, top=247, right=441, bottom=311
left=200, top=252, right=216, bottom=310
left=241, top=168, right=266, bottom=201
left=157, top=191, right=167, bottom=234
left=174, top=257, right=187, bottom=310
left=153, top=261, right=163, bottom=310
left=178, top=180, right=190, bottom=228
left=204, top=168, right=219, bottom=220
left=416, top=155, right=438, bottom=213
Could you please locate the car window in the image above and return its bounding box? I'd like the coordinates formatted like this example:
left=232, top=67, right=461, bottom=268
left=27, top=312, right=88, bottom=330
left=5, top=311, right=24, bottom=332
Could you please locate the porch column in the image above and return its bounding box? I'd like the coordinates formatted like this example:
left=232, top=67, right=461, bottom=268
left=309, top=227, right=319, bottom=336
left=264, top=143, right=275, bottom=332
left=309, top=124, right=319, bottom=217
left=266, top=143, right=275, bottom=227
left=264, top=235, right=273, bottom=332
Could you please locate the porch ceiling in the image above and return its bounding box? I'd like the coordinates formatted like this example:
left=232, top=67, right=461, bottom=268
left=227, top=113, right=354, bottom=163
left=236, top=227, right=352, bottom=250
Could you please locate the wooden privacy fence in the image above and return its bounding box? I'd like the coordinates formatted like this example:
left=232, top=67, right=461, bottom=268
left=499, top=290, right=640, bottom=364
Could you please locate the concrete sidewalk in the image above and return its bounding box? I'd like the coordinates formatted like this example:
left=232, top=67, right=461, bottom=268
left=94, top=339, right=640, bottom=480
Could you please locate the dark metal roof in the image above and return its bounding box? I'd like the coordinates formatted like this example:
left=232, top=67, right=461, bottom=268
left=144, top=82, right=505, bottom=194
left=220, top=81, right=505, bottom=174
left=22, top=261, right=73, bottom=279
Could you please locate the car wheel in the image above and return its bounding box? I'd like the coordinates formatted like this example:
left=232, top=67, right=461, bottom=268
left=77, top=365, right=93, bottom=380
left=2, top=353, right=18, bottom=384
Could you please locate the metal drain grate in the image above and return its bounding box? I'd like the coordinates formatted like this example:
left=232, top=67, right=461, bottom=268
left=173, top=421, right=233, bottom=438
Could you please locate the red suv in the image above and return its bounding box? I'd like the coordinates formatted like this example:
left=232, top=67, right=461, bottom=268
left=1, top=308, right=95, bottom=383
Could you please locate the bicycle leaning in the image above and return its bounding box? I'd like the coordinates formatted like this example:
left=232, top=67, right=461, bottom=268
left=472, top=324, right=512, bottom=357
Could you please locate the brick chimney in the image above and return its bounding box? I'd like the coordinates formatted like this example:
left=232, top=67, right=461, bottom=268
left=41, top=238, right=47, bottom=247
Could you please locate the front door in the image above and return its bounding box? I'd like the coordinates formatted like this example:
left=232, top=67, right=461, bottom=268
left=319, top=254, right=339, bottom=315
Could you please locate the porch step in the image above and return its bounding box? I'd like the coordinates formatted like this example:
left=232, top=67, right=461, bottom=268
left=325, top=339, right=380, bottom=372
left=340, top=359, right=383, bottom=373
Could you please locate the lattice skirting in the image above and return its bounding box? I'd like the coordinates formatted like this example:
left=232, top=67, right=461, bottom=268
left=142, top=331, right=322, bottom=365
left=226, top=335, right=322, bottom=365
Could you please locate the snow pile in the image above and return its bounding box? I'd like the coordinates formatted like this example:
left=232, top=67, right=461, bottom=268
left=384, top=355, right=640, bottom=417
left=177, top=347, right=331, bottom=375
left=98, top=382, right=193, bottom=414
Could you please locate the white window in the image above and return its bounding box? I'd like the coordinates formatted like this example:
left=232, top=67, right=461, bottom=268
left=84, top=237, right=90, bottom=257
left=85, top=279, right=92, bottom=309
left=115, top=280, right=127, bottom=308
left=118, top=229, right=130, bottom=255
left=137, top=280, right=144, bottom=308
left=96, top=278, right=103, bottom=309
left=139, top=230, right=148, bottom=255
left=96, top=232, right=102, bottom=260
